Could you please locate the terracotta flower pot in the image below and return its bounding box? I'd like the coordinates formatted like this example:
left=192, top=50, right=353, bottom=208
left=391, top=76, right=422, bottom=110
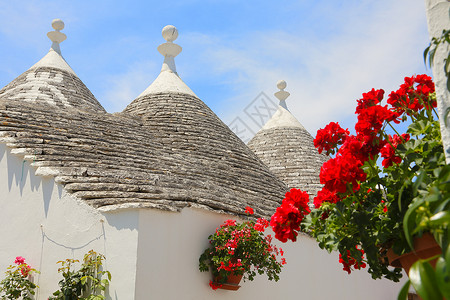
left=213, top=273, right=243, bottom=291
left=386, top=233, right=442, bottom=275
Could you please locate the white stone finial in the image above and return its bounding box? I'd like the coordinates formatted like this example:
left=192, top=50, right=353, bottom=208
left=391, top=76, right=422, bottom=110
left=47, top=19, right=66, bottom=55
left=277, top=80, right=287, bottom=90
left=274, top=80, right=290, bottom=104
left=162, top=25, right=178, bottom=42
left=157, top=25, right=182, bottom=74
left=52, top=19, right=65, bottom=31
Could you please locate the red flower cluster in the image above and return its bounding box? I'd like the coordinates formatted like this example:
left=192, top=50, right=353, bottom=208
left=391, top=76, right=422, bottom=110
left=209, top=280, right=222, bottom=290
left=355, top=88, right=385, bottom=114
left=314, top=122, right=350, bottom=155
left=387, top=74, right=436, bottom=114
left=254, top=218, right=269, bottom=232
left=14, top=256, right=25, bottom=265
left=270, top=189, right=311, bottom=242
left=313, top=188, right=340, bottom=208
left=320, top=153, right=367, bottom=194
left=312, top=75, right=433, bottom=204
left=339, top=246, right=367, bottom=274
left=14, top=256, right=31, bottom=277
left=380, top=134, right=410, bottom=167
left=245, top=206, right=254, bottom=215
left=218, top=260, right=243, bottom=272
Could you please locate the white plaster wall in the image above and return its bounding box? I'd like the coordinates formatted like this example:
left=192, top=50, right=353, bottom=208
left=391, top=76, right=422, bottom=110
left=425, top=0, right=450, bottom=164
left=0, top=144, right=139, bottom=300
left=135, top=207, right=406, bottom=300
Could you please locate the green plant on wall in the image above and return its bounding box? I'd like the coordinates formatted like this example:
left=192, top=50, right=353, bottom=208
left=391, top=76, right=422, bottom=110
left=0, top=257, right=39, bottom=300
left=49, top=250, right=111, bottom=300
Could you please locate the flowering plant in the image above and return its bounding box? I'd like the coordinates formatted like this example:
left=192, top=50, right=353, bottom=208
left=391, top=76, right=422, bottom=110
left=0, top=256, right=39, bottom=300
left=271, top=75, right=449, bottom=283
left=199, top=207, right=285, bottom=290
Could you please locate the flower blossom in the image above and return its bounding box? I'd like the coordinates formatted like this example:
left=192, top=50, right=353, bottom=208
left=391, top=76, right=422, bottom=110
left=313, top=188, right=341, bottom=208
left=245, top=206, right=254, bottom=215
left=254, top=218, right=269, bottom=232
left=380, top=134, right=410, bottom=168
left=387, top=74, right=436, bottom=115
left=314, top=122, right=350, bottom=155
left=15, top=256, right=25, bottom=265
left=319, top=153, right=366, bottom=194
left=339, top=246, right=366, bottom=274
left=270, top=189, right=310, bottom=243
left=209, top=280, right=222, bottom=290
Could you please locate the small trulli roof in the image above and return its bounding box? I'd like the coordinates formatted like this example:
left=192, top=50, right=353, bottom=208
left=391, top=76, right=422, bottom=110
left=247, top=80, right=327, bottom=199
left=0, top=22, right=287, bottom=218
left=0, top=20, right=105, bottom=113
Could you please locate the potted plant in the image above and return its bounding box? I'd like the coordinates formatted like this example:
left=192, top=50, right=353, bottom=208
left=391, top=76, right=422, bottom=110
left=199, top=206, right=286, bottom=290
left=0, top=256, right=39, bottom=300
left=270, top=74, right=449, bottom=292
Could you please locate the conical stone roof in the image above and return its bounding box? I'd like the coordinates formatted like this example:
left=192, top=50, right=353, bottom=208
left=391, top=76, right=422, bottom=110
left=247, top=80, right=327, bottom=199
left=0, top=24, right=287, bottom=219
left=0, top=19, right=104, bottom=113
left=122, top=25, right=288, bottom=217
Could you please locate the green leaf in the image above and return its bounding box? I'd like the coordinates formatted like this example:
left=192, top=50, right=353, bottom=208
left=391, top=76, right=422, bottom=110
left=397, top=279, right=410, bottom=300
left=429, top=211, right=450, bottom=227
left=424, top=45, right=431, bottom=67
left=403, top=199, right=424, bottom=250
left=435, top=256, right=450, bottom=299
left=409, top=260, right=442, bottom=300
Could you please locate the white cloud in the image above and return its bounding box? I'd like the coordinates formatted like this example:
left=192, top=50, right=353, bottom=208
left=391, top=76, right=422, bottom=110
left=181, top=0, right=430, bottom=136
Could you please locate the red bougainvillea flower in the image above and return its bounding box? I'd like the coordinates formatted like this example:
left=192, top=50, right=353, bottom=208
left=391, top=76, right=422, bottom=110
left=319, top=154, right=367, bottom=194
left=15, top=256, right=25, bottom=265
left=355, top=88, right=385, bottom=114
left=339, top=246, right=367, bottom=274
left=313, top=188, right=341, bottom=208
left=245, top=206, right=254, bottom=215
left=314, top=122, right=350, bottom=155
left=380, top=134, right=410, bottom=168
left=254, top=218, right=269, bottom=232
left=270, top=189, right=310, bottom=243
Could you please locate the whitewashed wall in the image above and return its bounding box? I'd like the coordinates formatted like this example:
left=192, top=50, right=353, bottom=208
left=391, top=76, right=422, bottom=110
left=1, top=143, right=406, bottom=299
left=0, top=144, right=139, bottom=299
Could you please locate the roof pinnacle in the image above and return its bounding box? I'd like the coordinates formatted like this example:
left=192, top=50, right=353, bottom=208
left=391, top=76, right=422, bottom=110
left=274, top=80, right=290, bottom=109
left=47, top=19, right=66, bottom=55
left=157, top=25, right=182, bottom=74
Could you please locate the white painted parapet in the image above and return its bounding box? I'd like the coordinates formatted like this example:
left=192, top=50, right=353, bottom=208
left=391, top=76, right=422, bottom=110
left=425, top=0, right=450, bottom=163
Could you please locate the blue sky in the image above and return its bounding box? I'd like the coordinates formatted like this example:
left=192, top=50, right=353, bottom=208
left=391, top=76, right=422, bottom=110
left=0, top=0, right=431, bottom=140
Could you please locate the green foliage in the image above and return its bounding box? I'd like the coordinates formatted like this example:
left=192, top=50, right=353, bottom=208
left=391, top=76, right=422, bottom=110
left=49, top=250, right=111, bottom=300
left=0, top=263, right=39, bottom=300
